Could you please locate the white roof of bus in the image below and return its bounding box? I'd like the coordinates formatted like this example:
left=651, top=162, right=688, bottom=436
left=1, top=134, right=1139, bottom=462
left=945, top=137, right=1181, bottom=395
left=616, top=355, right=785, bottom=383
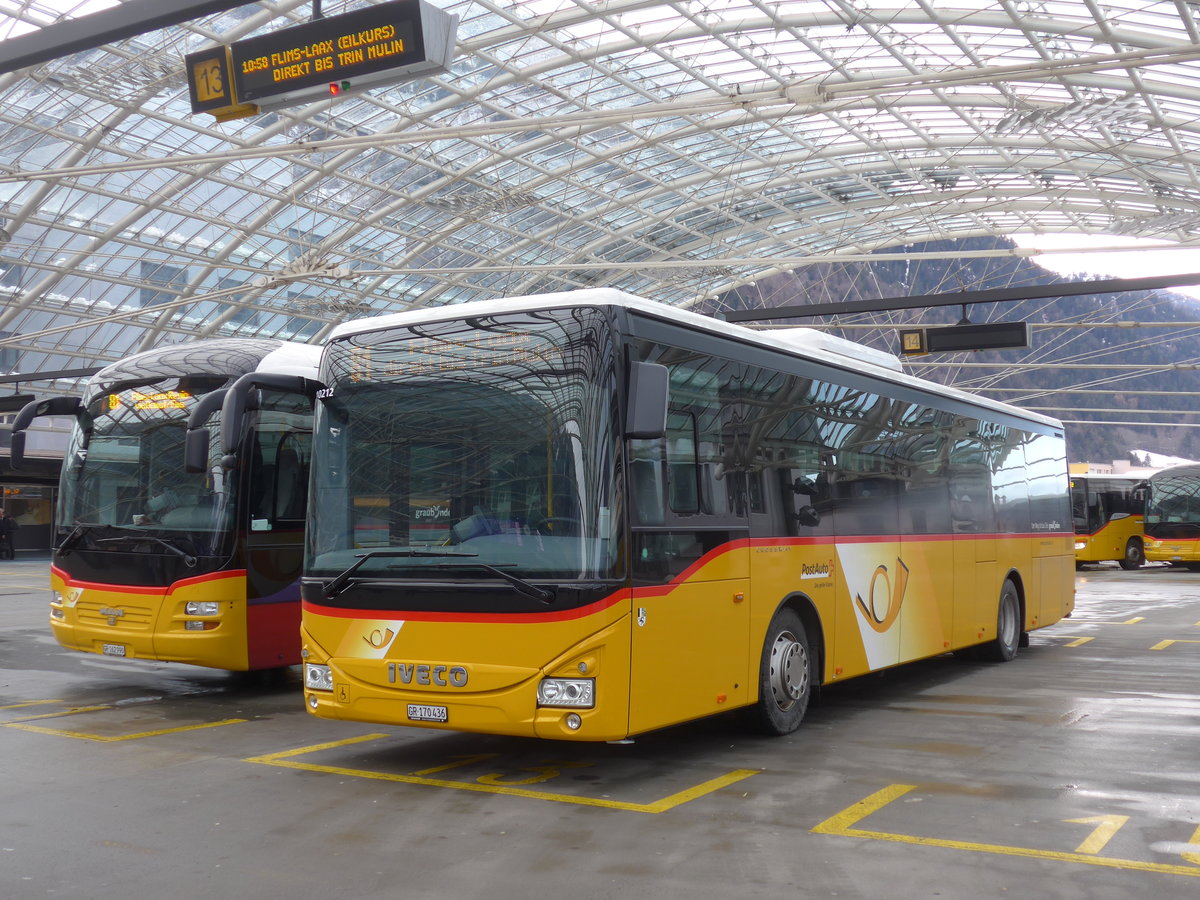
left=329, top=289, right=1061, bottom=430
left=96, top=337, right=320, bottom=380
left=1149, top=463, right=1200, bottom=479
left=257, top=341, right=321, bottom=378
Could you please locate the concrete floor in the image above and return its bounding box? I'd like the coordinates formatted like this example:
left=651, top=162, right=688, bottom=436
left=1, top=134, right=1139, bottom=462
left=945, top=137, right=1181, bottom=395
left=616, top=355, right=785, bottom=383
left=2, top=557, right=1199, bottom=899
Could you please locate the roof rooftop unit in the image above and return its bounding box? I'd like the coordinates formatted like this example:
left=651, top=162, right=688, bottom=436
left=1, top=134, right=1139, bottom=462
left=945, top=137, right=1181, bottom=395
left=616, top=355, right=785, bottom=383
left=766, top=327, right=903, bottom=373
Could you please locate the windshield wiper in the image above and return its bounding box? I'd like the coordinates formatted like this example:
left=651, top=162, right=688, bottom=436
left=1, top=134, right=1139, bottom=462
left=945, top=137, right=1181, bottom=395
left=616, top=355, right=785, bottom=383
left=425, top=563, right=555, bottom=605
left=323, top=548, right=478, bottom=599
left=94, top=535, right=197, bottom=567
left=56, top=524, right=93, bottom=557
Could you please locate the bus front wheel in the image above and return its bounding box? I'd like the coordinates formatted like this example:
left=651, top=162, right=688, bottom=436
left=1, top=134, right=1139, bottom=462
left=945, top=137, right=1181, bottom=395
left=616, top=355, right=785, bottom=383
left=980, top=581, right=1021, bottom=662
left=744, top=607, right=813, bottom=736
left=1118, top=538, right=1144, bottom=570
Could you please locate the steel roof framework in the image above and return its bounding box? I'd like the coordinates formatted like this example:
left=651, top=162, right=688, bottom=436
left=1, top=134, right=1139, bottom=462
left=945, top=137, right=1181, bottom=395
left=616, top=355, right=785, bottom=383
left=3, top=1, right=1200, bottom=402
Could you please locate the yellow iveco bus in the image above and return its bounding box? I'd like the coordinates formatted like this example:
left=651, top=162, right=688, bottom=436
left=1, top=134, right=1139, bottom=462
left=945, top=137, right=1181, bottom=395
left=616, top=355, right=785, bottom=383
left=299, top=290, right=1075, bottom=740
left=11, top=338, right=319, bottom=671
left=1144, top=464, right=1200, bottom=568
left=1070, top=474, right=1146, bottom=569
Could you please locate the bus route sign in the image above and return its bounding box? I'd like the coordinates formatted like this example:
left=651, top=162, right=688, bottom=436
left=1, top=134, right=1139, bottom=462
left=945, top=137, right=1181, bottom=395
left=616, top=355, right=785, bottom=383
left=226, top=0, right=457, bottom=111
left=184, top=44, right=259, bottom=121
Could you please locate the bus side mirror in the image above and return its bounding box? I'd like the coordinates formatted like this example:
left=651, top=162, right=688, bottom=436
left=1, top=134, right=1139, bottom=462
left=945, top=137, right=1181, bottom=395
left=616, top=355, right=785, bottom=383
left=185, top=388, right=228, bottom=473
left=793, top=476, right=817, bottom=494
left=8, top=396, right=83, bottom=470
left=8, top=430, right=26, bottom=470
left=796, top=505, right=821, bottom=528
left=626, top=361, right=668, bottom=440
left=219, top=374, right=322, bottom=468
left=184, top=428, right=211, bottom=474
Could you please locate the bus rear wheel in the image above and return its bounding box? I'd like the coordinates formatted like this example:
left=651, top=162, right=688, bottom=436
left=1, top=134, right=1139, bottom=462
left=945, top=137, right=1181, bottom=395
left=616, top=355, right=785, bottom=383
left=1118, top=538, right=1144, bottom=570
left=979, top=581, right=1021, bottom=662
left=744, top=607, right=813, bottom=736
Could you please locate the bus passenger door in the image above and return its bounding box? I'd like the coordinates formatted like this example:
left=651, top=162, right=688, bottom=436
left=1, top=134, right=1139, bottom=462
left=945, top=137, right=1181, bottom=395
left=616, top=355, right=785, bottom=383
left=628, top=529, right=750, bottom=734
left=243, top=416, right=311, bottom=669
left=951, top=427, right=1000, bottom=649
left=625, top=416, right=750, bottom=735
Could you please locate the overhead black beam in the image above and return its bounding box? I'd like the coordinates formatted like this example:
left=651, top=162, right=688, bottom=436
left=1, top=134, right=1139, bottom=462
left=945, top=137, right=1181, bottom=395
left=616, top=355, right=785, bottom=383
left=0, top=0, right=251, bottom=75
left=722, top=271, right=1200, bottom=322
left=0, top=368, right=99, bottom=385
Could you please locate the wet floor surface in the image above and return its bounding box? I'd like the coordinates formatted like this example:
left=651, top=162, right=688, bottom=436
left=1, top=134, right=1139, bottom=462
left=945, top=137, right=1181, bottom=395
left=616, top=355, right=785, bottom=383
left=2, top=557, right=1199, bottom=898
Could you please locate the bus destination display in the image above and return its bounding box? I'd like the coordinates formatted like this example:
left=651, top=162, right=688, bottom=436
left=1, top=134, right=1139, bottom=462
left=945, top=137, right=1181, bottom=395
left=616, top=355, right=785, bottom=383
left=228, top=0, right=457, bottom=110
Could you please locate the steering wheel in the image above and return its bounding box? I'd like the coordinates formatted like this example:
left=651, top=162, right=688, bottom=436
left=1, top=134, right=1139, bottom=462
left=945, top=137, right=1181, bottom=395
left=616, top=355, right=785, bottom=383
left=532, top=516, right=580, bottom=535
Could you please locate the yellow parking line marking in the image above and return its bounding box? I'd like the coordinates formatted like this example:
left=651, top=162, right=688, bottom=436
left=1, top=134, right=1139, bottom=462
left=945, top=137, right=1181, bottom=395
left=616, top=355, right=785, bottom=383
left=246, top=734, right=758, bottom=813
left=1057, top=636, right=1094, bottom=647
left=0, top=699, right=63, bottom=710
left=4, top=705, right=112, bottom=723
left=813, top=785, right=1200, bottom=878
left=1067, top=815, right=1129, bottom=854
left=410, top=753, right=499, bottom=776
left=1185, top=826, right=1200, bottom=866
left=1150, top=639, right=1200, bottom=651
left=1064, top=618, right=1143, bottom=625
left=3, top=718, right=247, bottom=741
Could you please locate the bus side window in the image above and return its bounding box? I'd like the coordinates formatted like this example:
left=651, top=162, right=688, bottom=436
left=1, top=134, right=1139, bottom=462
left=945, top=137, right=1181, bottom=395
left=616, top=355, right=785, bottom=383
left=629, top=439, right=665, bottom=526
left=247, top=435, right=273, bottom=526
left=248, top=430, right=310, bottom=531
left=273, top=432, right=310, bottom=521
left=666, top=411, right=700, bottom=514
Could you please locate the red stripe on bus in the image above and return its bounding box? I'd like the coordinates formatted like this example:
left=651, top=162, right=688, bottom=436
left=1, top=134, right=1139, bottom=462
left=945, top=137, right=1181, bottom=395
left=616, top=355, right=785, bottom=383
left=303, top=530, right=1072, bottom=623
left=303, top=589, right=629, bottom=624
left=51, top=565, right=247, bottom=595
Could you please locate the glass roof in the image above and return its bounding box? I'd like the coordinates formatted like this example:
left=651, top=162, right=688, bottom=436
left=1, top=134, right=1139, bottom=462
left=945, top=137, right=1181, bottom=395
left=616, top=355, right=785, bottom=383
left=4, top=0, right=1200, bottom=381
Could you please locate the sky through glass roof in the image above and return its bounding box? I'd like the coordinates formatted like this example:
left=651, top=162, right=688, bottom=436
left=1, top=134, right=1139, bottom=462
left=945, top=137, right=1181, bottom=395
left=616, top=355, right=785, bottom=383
left=4, top=0, right=1200, bottom=394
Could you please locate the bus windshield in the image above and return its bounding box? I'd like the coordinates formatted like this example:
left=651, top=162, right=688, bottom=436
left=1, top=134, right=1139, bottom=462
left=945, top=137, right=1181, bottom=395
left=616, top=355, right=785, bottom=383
left=308, top=306, right=622, bottom=586
left=58, top=379, right=236, bottom=556
left=1145, top=469, right=1200, bottom=537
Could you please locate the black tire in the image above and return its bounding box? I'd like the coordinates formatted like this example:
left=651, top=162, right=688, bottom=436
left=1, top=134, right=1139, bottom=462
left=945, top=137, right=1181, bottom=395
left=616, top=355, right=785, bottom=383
left=744, top=607, right=813, bottom=736
left=979, top=580, right=1021, bottom=662
left=1118, top=539, right=1144, bottom=570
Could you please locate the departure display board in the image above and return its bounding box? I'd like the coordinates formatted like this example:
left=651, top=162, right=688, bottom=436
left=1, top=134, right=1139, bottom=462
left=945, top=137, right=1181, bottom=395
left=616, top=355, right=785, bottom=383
left=227, top=0, right=456, bottom=111
left=900, top=322, right=1030, bottom=356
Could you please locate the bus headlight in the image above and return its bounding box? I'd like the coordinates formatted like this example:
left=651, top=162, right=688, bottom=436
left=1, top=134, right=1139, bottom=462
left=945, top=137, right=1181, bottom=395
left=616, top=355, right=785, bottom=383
left=537, top=678, right=594, bottom=708
left=305, top=663, right=333, bottom=691
left=1074, top=540, right=1086, bottom=551
left=185, top=601, right=220, bottom=616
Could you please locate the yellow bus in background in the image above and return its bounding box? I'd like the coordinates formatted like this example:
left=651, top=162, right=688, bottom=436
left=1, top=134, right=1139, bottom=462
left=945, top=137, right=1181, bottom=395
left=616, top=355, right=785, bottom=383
left=1070, top=474, right=1146, bottom=569
left=1144, top=464, right=1200, bottom=568
left=11, top=339, right=319, bottom=671
left=300, top=290, right=1075, bottom=741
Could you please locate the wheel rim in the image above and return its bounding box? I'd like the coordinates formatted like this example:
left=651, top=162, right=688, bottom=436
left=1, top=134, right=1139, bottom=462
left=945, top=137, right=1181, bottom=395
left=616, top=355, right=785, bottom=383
left=768, top=629, right=808, bottom=711
left=1127, top=543, right=1143, bottom=565
left=999, top=593, right=1019, bottom=648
